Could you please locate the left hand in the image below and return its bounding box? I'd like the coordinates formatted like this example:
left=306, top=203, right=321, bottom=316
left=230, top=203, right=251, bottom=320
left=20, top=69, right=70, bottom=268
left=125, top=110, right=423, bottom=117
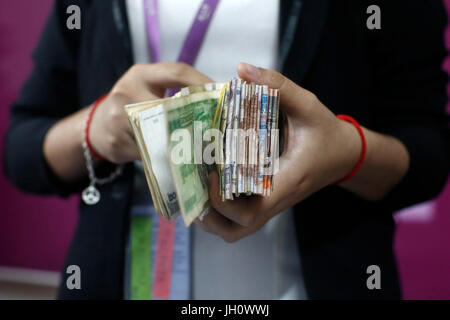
left=195, top=62, right=362, bottom=243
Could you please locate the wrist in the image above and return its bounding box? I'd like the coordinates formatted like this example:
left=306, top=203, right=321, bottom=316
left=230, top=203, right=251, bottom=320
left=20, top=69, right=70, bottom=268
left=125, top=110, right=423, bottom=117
left=333, top=115, right=366, bottom=185
left=336, top=127, right=410, bottom=201
left=42, top=107, right=92, bottom=182
left=85, top=95, right=108, bottom=161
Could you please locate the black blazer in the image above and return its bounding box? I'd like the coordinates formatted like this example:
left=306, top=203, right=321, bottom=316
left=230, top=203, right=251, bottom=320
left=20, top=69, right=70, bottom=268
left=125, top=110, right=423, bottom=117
left=4, top=0, right=450, bottom=299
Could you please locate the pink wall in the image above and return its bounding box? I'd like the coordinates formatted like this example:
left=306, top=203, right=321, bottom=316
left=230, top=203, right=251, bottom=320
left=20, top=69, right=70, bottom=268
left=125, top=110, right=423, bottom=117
left=395, top=186, right=450, bottom=299
left=0, top=0, right=78, bottom=272
left=393, top=0, right=450, bottom=299
left=0, top=0, right=449, bottom=299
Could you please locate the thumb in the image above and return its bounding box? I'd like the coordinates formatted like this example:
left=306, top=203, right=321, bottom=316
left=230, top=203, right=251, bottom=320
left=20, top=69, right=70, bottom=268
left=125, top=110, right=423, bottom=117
left=237, top=62, right=317, bottom=118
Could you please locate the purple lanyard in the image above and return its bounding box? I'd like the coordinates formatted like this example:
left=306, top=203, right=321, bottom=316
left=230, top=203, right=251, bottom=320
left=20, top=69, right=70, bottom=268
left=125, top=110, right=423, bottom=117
left=143, top=0, right=220, bottom=65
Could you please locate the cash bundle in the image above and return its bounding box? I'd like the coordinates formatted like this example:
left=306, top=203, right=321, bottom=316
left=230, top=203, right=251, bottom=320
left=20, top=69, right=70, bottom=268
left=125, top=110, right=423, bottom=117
left=125, top=79, right=280, bottom=226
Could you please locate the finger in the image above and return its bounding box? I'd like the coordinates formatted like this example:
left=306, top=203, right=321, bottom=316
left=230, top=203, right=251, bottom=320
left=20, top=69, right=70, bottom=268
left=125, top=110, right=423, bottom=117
left=106, top=90, right=157, bottom=138
left=196, top=207, right=246, bottom=243
left=129, top=85, right=162, bottom=103
left=110, top=79, right=162, bottom=105
left=134, top=62, right=213, bottom=90
left=209, top=169, right=288, bottom=227
left=237, top=62, right=317, bottom=117
left=208, top=171, right=258, bottom=227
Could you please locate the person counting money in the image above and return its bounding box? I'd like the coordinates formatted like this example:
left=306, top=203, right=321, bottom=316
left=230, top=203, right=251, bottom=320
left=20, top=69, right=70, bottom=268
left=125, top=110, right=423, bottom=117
left=125, top=78, right=280, bottom=226
left=5, top=0, right=449, bottom=300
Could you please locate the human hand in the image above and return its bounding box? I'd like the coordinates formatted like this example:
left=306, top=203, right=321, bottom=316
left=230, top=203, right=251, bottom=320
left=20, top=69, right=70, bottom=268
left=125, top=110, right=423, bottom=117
left=89, top=62, right=212, bottom=164
left=195, top=62, right=361, bottom=242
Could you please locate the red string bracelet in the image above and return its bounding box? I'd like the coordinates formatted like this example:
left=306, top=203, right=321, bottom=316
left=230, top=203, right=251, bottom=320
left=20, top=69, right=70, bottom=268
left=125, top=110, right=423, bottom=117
left=85, top=94, right=108, bottom=161
left=333, top=115, right=367, bottom=185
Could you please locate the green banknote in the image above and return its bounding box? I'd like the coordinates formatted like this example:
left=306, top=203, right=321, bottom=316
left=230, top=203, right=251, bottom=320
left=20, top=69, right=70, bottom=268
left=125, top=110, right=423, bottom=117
left=164, top=91, right=221, bottom=226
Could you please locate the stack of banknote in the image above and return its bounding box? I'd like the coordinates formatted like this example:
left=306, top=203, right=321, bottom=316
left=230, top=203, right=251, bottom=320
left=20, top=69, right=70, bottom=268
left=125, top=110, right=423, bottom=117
left=214, top=79, right=280, bottom=201
left=125, top=79, right=280, bottom=226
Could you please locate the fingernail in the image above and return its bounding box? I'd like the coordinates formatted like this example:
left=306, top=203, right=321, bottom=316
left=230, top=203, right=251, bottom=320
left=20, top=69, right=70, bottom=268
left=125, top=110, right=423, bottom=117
left=243, top=63, right=260, bottom=78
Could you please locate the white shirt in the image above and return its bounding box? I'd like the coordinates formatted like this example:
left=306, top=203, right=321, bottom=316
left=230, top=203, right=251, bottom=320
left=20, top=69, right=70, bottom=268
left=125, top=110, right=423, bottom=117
left=126, top=0, right=279, bottom=80
left=126, top=0, right=307, bottom=299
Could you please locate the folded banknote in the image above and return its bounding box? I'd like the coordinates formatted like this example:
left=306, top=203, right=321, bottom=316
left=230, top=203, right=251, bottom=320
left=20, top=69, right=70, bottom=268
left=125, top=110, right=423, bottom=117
left=125, top=80, right=280, bottom=226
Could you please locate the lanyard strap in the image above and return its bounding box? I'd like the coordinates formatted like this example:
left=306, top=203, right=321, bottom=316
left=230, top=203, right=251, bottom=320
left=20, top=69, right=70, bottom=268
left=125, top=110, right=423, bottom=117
left=279, top=0, right=302, bottom=69
left=144, top=0, right=220, bottom=65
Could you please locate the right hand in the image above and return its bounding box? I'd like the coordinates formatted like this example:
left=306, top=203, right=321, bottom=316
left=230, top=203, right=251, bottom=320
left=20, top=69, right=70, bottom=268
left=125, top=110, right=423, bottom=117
left=89, top=62, right=212, bottom=164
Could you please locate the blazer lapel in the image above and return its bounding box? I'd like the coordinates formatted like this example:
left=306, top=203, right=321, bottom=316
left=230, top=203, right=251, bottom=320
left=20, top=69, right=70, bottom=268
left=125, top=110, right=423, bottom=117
left=282, top=0, right=331, bottom=84
left=99, top=0, right=134, bottom=77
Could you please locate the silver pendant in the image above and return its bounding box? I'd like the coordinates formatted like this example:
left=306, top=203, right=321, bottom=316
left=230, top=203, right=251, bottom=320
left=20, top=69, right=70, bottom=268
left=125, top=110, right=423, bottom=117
left=82, top=185, right=101, bottom=205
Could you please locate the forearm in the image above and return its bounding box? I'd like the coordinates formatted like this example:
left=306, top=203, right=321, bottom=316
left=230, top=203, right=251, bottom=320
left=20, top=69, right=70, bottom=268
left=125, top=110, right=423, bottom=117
left=339, top=123, right=410, bottom=201
left=43, top=106, right=90, bottom=183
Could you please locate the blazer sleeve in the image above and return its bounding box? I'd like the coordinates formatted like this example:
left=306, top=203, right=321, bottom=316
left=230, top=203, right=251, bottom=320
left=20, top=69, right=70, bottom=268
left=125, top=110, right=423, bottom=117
left=368, top=0, right=450, bottom=211
left=3, top=0, right=88, bottom=196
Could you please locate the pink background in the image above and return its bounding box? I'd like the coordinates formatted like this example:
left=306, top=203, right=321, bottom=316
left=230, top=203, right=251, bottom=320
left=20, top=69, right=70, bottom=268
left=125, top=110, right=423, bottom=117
left=0, top=0, right=449, bottom=299
left=0, top=0, right=78, bottom=272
